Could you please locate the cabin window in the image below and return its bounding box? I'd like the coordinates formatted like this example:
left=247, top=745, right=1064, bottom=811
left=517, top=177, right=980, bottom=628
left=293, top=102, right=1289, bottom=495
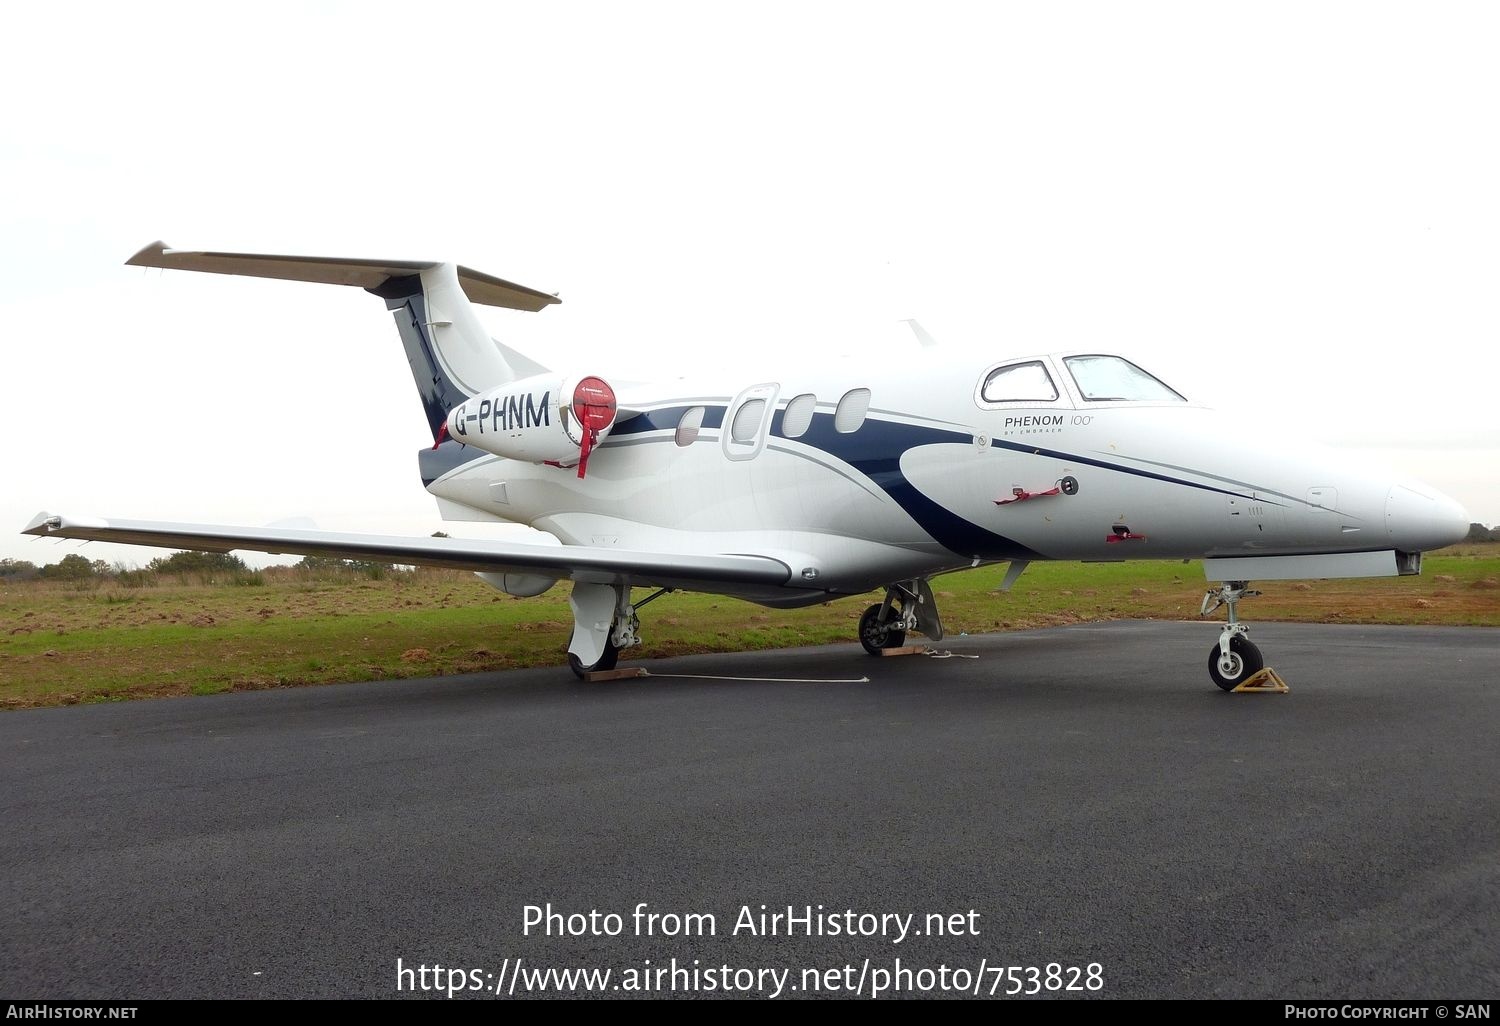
left=675, top=405, right=705, bottom=446
left=731, top=399, right=767, bottom=443
left=833, top=388, right=871, bottom=434
left=1064, top=355, right=1185, bottom=402
left=781, top=393, right=816, bottom=438
left=981, top=361, right=1058, bottom=403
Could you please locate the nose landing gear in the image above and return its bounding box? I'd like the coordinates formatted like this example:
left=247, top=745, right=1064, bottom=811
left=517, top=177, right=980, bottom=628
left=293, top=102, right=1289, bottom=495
left=1201, top=581, right=1264, bottom=690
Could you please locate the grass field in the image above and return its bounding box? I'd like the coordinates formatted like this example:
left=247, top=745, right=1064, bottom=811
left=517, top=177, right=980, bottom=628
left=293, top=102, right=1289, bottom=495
left=2, top=546, right=1497, bottom=708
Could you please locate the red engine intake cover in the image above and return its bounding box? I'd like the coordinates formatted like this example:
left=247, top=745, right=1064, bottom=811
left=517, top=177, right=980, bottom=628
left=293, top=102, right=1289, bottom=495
left=572, top=376, right=617, bottom=479
left=573, top=377, right=617, bottom=432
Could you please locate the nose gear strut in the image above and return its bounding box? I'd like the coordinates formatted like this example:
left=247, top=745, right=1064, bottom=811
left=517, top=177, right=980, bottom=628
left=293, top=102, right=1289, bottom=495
left=1201, top=581, right=1265, bottom=691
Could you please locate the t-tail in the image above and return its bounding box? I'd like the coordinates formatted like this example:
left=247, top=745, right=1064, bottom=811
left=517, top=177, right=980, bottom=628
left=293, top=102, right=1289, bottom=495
left=125, top=242, right=559, bottom=441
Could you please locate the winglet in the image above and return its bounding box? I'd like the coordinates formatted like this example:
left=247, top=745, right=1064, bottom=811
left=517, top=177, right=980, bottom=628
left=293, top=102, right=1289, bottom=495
left=23, top=511, right=62, bottom=536
left=23, top=512, right=109, bottom=537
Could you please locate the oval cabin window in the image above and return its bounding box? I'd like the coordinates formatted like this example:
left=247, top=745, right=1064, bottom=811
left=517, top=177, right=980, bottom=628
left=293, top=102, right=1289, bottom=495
left=675, top=406, right=706, bottom=446
left=833, top=388, right=871, bottom=434
left=781, top=393, right=816, bottom=438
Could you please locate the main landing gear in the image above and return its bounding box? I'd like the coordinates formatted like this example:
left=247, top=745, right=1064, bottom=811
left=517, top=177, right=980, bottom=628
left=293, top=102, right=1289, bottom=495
left=1201, top=581, right=1265, bottom=691
left=566, top=582, right=671, bottom=678
left=859, top=579, right=944, bottom=655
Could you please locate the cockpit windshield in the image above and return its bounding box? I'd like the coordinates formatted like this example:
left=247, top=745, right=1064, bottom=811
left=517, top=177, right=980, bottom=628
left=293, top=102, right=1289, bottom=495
left=1063, top=355, right=1185, bottom=402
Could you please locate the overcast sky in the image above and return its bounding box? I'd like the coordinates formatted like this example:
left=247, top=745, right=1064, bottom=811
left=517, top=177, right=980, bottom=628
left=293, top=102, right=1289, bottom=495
left=3, top=1, right=1496, bottom=567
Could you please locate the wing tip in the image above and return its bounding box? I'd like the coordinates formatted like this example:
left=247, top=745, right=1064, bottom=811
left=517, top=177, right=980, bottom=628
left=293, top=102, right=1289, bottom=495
left=125, top=241, right=170, bottom=267
left=22, top=511, right=61, bottom=536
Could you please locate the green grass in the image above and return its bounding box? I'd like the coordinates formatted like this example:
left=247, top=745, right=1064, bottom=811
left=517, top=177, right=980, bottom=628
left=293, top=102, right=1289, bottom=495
left=2, top=549, right=1496, bottom=708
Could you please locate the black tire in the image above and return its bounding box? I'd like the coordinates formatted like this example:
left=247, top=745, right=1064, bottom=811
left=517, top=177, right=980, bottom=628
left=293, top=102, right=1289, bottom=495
left=858, top=603, right=906, bottom=656
left=567, top=638, right=620, bottom=679
left=1208, top=635, right=1264, bottom=691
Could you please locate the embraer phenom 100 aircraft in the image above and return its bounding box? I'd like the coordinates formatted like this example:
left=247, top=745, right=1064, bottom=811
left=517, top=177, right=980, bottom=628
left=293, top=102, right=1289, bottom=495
left=24, top=243, right=1470, bottom=688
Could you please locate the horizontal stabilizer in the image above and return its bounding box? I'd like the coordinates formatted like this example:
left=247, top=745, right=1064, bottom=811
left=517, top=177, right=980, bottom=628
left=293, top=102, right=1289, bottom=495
left=126, top=241, right=561, bottom=312
left=22, top=512, right=790, bottom=592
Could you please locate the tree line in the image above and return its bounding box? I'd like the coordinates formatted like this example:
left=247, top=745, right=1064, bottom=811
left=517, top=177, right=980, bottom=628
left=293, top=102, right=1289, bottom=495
left=0, top=551, right=406, bottom=582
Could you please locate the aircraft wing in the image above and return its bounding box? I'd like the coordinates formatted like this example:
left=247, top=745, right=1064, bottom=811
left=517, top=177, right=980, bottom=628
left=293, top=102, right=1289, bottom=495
left=21, top=513, right=791, bottom=591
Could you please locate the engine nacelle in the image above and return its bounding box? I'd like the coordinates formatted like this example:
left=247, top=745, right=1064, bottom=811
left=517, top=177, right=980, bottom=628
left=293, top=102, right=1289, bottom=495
left=445, top=374, right=617, bottom=477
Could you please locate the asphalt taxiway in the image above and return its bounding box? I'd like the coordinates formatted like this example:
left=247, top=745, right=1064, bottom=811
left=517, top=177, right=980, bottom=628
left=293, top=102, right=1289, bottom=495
left=2, top=621, right=1496, bottom=999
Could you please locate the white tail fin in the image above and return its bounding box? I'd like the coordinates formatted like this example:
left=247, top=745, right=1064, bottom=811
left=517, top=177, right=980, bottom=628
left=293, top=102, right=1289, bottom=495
left=126, top=241, right=559, bottom=440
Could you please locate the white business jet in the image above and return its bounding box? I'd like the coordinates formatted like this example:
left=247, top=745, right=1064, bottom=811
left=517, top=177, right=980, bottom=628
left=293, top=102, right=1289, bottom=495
left=23, top=243, right=1470, bottom=688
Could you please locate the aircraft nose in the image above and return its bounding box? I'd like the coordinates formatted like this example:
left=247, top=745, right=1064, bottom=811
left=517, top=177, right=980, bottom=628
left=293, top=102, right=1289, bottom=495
left=1386, top=482, right=1470, bottom=552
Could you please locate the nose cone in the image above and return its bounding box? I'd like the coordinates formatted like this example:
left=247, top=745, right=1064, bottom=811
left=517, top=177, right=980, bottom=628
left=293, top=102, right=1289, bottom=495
left=1386, top=482, right=1470, bottom=552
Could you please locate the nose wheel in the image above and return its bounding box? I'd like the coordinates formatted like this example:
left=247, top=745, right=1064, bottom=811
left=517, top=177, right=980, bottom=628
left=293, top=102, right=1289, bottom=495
left=1208, top=634, right=1264, bottom=691
left=1202, top=581, right=1265, bottom=691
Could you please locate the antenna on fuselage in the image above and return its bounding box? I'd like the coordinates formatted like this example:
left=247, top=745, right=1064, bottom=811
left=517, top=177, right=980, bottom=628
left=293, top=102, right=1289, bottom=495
left=901, top=318, right=939, bottom=349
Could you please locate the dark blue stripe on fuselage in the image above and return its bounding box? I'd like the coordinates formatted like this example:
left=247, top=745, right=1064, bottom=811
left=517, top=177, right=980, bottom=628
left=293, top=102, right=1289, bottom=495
left=433, top=400, right=1287, bottom=559
left=612, top=404, right=1039, bottom=560
left=611, top=405, right=726, bottom=435
left=772, top=410, right=1041, bottom=560
left=987, top=437, right=1277, bottom=505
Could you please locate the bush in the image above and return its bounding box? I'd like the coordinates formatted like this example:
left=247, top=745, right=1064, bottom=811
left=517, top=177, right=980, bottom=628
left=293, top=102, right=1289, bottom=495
left=295, top=555, right=400, bottom=579
left=0, top=558, right=41, bottom=581
left=39, top=554, right=98, bottom=580
left=145, top=551, right=249, bottom=575
left=115, top=569, right=160, bottom=589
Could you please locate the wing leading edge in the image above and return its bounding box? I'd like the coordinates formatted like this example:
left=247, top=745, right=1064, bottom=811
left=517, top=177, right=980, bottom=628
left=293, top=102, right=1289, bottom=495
left=21, top=513, right=791, bottom=592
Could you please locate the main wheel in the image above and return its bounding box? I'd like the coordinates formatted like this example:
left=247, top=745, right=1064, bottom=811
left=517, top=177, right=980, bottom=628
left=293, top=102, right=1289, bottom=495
left=568, top=638, right=620, bottom=679
left=1208, top=635, right=1264, bottom=691
left=858, top=603, right=907, bottom=655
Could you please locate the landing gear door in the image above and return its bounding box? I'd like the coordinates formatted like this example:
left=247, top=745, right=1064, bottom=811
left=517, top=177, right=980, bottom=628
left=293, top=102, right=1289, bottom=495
left=722, top=383, right=779, bottom=462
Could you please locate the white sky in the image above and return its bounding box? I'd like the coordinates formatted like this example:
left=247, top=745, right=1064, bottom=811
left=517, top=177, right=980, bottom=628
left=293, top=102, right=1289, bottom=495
left=3, top=1, right=1497, bottom=567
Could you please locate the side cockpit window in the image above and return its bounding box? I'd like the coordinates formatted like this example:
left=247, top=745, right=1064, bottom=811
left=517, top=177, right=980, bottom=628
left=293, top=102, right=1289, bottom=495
left=1063, top=355, right=1185, bottom=402
left=981, top=361, right=1058, bottom=403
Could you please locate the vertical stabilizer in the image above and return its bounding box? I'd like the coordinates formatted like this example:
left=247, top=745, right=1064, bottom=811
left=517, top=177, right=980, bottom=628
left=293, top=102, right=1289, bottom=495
left=125, top=242, right=559, bottom=441
left=371, top=263, right=551, bottom=439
